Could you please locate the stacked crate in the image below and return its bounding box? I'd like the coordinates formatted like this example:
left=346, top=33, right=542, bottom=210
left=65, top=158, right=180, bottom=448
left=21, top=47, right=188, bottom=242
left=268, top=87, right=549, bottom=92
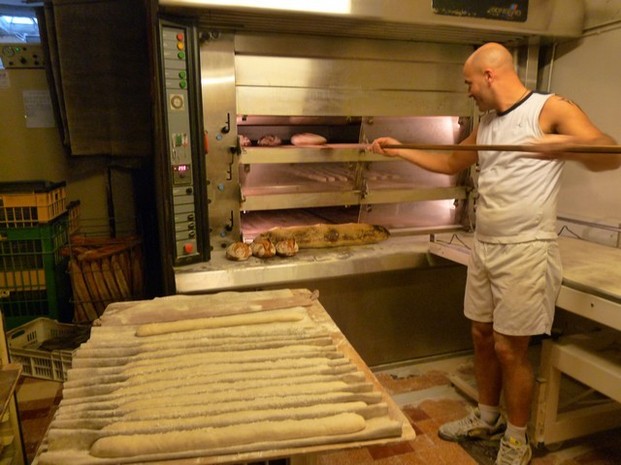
left=0, top=181, right=72, bottom=330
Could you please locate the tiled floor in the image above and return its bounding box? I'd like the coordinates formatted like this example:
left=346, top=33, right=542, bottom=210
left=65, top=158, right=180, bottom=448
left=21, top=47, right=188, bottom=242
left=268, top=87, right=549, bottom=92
left=13, top=354, right=621, bottom=465
left=317, top=356, right=621, bottom=465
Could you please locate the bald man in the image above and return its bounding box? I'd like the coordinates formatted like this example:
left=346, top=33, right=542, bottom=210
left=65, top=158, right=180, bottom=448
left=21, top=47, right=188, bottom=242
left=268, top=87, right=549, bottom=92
left=371, top=42, right=619, bottom=465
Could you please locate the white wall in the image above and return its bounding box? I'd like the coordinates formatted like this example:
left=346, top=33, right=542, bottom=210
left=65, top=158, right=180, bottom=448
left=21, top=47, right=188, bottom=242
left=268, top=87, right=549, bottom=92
left=550, top=25, right=621, bottom=245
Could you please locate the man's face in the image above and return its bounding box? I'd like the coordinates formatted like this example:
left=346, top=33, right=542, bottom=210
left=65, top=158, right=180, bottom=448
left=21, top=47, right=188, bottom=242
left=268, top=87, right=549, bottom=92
left=463, top=66, right=490, bottom=111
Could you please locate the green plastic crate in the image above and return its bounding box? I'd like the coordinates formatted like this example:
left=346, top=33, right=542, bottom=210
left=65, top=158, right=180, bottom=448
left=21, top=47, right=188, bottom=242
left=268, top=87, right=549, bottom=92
left=0, top=214, right=71, bottom=329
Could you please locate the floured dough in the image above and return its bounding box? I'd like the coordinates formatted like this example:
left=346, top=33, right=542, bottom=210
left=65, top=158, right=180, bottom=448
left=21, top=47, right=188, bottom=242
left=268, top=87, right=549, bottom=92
left=120, top=380, right=356, bottom=411
left=103, top=402, right=370, bottom=434
left=90, top=413, right=366, bottom=458
left=135, top=308, right=307, bottom=337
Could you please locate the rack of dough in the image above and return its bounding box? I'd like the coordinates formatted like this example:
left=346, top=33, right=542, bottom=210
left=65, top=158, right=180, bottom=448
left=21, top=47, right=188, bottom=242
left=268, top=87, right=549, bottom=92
left=34, top=288, right=414, bottom=465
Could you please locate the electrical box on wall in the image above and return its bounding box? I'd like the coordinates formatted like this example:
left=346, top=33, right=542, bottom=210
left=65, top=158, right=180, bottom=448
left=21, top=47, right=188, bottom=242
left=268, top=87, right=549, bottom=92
left=1, top=44, right=44, bottom=69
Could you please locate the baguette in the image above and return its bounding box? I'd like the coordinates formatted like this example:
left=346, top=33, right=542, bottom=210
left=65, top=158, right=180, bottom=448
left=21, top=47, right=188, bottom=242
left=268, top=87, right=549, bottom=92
left=255, top=223, right=390, bottom=249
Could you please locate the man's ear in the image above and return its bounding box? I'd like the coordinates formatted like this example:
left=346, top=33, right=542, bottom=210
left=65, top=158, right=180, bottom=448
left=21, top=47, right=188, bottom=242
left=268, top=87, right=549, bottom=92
left=484, top=69, right=494, bottom=85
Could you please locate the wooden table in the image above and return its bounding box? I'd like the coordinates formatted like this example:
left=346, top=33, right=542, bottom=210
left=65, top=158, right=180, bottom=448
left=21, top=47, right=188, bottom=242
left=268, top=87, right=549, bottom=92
left=35, top=289, right=414, bottom=464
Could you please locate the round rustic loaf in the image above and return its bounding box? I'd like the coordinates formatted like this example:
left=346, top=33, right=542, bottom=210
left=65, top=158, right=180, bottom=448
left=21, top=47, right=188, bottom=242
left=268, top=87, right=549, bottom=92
left=225, top=242, right=252, bottom=261
left=275, top=239, right=299, bottom=257
left=251, top=238, right=276, bottom=258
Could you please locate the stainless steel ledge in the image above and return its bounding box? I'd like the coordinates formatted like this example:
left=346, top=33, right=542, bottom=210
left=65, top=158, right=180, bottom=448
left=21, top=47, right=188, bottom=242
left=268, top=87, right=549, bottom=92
left=174, top=235, right=438, bottom=293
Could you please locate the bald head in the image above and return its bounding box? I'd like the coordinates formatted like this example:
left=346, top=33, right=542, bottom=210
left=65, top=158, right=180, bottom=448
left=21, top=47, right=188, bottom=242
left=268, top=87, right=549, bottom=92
left=463, top=42, right=526, bottom=112
left=465, top=42, right=515, bottom=75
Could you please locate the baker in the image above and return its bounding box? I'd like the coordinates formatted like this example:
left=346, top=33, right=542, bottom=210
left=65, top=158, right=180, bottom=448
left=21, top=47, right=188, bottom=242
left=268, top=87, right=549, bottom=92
left=370, top=42, right=620, bottom=465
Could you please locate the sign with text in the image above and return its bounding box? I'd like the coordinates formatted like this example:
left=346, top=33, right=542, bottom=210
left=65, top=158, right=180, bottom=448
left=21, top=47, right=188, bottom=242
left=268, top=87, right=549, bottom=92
left=432, top=0, right=528, bottom=22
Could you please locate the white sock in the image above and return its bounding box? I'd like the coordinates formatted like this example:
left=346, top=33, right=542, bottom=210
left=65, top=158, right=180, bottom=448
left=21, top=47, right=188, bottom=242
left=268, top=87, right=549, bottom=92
left=478, top=403, right=500, bottom=425
left=505, top=422, right=527, bottom=444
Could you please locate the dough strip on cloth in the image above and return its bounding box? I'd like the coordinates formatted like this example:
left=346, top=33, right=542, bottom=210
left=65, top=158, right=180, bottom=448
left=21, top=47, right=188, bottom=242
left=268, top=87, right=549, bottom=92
left=58, top=380, right=374, bottom=414
left=62, top=361, right=356, bottom=398
left=66, top=356, right=350, bottom=385
left=85, top=321, right=324, bottom=348
left=54, top=391, right=384, bottom=421
left=92, top=413, right=365, bottom=458
left=60, top=371, right=366, bottom=406
left=99, top=291, right=318, bottom=325
left=135, top=307, right=307, bottom=337
left=38, top=417, right=402, bottom=465
left=49, top=401, right=381, bottom=432
left=71, top=343, right=340, bottom=369
left=74, top=334, right=333, bottom=359
left=48, top=403, right=391, bottom=449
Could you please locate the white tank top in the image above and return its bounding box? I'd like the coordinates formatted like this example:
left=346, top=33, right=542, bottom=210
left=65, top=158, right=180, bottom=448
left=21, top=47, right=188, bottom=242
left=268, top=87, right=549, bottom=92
left=475, top=91, right=564, bottom=243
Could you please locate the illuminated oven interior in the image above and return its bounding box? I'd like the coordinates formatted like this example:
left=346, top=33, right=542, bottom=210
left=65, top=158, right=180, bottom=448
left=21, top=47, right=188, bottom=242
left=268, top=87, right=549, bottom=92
left=236, top=115, right=471, bottom=241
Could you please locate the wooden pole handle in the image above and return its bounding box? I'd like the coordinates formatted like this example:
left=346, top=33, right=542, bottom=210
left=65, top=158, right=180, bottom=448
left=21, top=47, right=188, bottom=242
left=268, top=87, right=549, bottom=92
left=381, top=143, right=621, bottom=154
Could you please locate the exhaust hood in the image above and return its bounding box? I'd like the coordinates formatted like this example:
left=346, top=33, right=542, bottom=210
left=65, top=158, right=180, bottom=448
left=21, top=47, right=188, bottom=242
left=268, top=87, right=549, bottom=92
left=158, top=0, right=585, bottom=44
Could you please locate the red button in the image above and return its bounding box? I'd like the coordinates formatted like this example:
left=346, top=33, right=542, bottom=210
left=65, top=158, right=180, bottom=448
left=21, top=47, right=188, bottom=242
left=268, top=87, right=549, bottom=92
left=183, top=243, right=194, bottom=254
left=176, top=33, right=184, bottom=42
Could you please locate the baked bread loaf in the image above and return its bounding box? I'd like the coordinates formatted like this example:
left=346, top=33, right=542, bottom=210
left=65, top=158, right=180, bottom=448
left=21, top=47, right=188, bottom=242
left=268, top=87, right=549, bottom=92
left=240, top=135, right=252, bottom=147
left=257, top=135, right=282, bottom=147
left=256, top=223, right=390, bottom=249
left=225, top=242, right=253, bottom=261
left=251, top=238, right=276, bottom=258
left=291, top=133, right=327, bottom=146
left=275, top=239, right=299, bottom=257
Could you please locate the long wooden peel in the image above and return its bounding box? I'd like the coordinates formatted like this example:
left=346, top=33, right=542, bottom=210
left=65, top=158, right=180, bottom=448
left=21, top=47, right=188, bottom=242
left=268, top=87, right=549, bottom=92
left=381, top=143, right=621, bottom=153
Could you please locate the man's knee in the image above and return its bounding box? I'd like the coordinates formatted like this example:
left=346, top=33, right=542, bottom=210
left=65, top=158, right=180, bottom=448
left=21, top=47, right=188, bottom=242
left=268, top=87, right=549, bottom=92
left=471, top=321, right=494, bottom=349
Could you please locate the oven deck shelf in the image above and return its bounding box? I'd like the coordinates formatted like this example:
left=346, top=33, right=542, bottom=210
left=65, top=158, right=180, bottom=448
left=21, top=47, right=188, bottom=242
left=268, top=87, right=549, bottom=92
left=174, top=234, right=452, bottom=294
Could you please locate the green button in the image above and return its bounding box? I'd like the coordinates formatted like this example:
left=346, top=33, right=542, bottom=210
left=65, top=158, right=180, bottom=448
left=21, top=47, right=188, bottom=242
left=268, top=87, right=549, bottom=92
left=179, top=80, right=187, bottom=89
left=178, top=70, right=187, bottom=79
left=177, top=51, right=185, bottom=59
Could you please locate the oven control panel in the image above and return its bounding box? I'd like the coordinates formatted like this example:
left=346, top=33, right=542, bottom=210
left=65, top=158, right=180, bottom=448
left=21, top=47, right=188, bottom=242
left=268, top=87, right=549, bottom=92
left=160, top=25, right=202, bottom=264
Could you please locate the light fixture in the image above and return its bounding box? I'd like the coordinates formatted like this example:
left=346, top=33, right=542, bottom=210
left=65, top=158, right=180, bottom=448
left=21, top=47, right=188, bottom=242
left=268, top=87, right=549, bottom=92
left=161, top=0, right=352, bottom=15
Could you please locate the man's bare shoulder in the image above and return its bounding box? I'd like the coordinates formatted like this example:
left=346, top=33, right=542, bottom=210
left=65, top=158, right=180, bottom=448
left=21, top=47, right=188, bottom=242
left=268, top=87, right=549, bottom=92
left=540, top=94, right=589, bottom=133
left=544, top=94, right=584, bottom=112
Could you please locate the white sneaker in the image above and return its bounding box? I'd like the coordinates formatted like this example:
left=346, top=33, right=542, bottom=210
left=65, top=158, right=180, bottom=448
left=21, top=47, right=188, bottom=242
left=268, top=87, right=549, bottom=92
left=495, top=436, right=532, bottom=465
left=438, top=408, right=506, bottom=442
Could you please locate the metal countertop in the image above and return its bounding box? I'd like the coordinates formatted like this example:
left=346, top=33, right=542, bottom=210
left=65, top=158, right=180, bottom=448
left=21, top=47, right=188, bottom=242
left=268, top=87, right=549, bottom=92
left=174, top=235, right=438, bottom=294
left=429, top=233, right=621, bottom=331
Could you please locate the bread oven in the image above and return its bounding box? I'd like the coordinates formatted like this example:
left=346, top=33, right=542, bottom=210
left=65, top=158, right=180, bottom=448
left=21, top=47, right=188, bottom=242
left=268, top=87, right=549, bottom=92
left=193, top=30, right=477, bottom=255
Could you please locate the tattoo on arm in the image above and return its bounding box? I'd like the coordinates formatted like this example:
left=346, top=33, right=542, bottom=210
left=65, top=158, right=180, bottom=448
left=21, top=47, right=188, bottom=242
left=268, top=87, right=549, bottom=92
left=558, top=96, right=583, bottom=112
